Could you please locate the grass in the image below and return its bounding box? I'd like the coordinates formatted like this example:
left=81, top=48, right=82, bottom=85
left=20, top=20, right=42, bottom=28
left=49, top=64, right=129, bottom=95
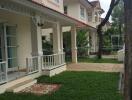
left=78, top=57, right=123, bottom=64
left=0, top=72, right=123, bottom=100
left=66, top=57, right=123, bottom=64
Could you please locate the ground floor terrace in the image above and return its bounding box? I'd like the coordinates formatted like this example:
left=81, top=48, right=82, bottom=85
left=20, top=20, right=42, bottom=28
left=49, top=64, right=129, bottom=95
left=0, top=0, right=96, bottom=94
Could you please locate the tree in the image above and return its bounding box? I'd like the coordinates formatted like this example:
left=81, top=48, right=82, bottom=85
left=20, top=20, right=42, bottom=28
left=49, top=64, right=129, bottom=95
left=124, top=0, right=132, bottom=100
left=111, top=0, right=124, bottom=46
left=97, top=0, right=120, bottom=59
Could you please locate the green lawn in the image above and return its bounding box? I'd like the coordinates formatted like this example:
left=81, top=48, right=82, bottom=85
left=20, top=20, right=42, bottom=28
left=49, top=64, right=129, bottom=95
left=78, top=57, right=123, bottom=64
left=66, top=56, right=123, bottom=64
left=0, top=72, right=123, bottom=100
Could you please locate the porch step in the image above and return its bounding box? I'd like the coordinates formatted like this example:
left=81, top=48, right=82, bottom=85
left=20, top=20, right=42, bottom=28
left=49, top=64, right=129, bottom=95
left=6, top=79, right=37, bottom=93
left=5, top=76, right=32, bottom=89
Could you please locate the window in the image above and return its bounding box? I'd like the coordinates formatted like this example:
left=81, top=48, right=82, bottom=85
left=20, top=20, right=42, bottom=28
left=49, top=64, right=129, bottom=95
left=95, top=12, right=98, bottom=22
left=80, top=6, right=85, bottom=19
left=64, top=6, right=68, bottom=14
left=54, top=0, right=59, bottom=3
left=88, top=12, right=92, bottom=22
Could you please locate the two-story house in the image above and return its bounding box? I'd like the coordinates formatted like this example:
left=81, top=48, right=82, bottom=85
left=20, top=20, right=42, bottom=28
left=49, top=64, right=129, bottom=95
left=0, top=0, right=93, bottom=94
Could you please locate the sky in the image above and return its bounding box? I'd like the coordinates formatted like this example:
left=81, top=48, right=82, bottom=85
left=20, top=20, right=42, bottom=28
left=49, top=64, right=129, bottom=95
left=89, top=0, right=111, bottom=18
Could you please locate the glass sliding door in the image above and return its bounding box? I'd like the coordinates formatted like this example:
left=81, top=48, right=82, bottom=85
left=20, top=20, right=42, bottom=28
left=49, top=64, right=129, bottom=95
left=0, top=35, right=2, bottom=62
left=6, top=25, right=18, bottom=70
left=0, top=24, right=3, bottom=62
left=0, top=23, right=5, bottom=62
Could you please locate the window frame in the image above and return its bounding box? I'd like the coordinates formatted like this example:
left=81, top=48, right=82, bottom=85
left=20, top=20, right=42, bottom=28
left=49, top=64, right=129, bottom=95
left=80, top=6, right=85, bottom=19
left=54, top=0, right=60, bottom=4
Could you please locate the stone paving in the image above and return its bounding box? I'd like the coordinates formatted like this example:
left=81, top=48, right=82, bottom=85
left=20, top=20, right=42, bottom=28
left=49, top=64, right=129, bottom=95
left=20, top=84, right=61, bottom=95
left=67, top=63, right=124, bottom=72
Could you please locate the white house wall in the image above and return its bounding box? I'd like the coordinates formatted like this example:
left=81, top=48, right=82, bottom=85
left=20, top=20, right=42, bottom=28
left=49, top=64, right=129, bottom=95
left=42, top=28, right=53, bottom=41
left=66, top=2, right=80, bottom=21
left=33, top=0, right=64, bottom=13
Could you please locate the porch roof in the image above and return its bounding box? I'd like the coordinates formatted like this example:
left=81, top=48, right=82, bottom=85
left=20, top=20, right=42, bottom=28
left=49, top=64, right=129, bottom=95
left=11, top=0, right=96, bottom=30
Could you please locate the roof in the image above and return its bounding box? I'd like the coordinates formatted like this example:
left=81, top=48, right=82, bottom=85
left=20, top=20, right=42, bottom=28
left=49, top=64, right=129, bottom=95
left=85, top=0, right=94, bottom=7
left=90, top=1, right=99, bottom=7
left=90, top=0, right=104, bottom=14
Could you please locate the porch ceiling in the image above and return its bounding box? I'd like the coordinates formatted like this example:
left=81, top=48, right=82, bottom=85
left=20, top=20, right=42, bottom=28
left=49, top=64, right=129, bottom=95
left=9, top=0, right=96, bottom=30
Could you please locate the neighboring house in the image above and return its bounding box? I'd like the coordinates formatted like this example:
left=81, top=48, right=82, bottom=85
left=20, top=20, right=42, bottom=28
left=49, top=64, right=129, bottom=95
left=0, top=0, right=92, bottom=93
left=101, top=18, right=111, bottom=32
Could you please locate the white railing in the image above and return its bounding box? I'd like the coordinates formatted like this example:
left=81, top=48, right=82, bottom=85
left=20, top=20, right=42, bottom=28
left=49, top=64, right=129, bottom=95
left=41, top=53, right=65, bottom=69
left=26, top=56, right=39, bottom=74
left=0, top=62, right=7, bottom=84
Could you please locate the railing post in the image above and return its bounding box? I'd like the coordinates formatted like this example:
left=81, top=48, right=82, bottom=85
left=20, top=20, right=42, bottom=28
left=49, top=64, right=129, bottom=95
left=5, top=61, right=8, bottom=82
left=26, top=58, right=29, bottom=74
left=38, top=56, right=42, bottom=73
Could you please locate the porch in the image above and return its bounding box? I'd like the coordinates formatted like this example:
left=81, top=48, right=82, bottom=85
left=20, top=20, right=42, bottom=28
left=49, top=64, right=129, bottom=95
left=0, top=53, right=66, bottom=84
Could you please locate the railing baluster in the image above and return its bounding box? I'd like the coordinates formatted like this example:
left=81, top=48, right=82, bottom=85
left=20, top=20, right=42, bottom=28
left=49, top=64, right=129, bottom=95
left=0, top=61, right=7, bottom=84
left=49, top=56, right=51, bottom=68
left=41, top=53, right=66, bottom=70
left=26, top=56, right=39, bottom=75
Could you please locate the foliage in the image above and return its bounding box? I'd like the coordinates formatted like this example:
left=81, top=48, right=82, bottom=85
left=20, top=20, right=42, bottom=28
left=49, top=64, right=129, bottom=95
left=42, top=40, right=53, bottom=55
left=111, top=0, right=124, bottom=34
left=63, top=29, right=89, bottom=57
left=97, top=0, right=120, bottom=59
left=102, top=1, right=124, bottom=53
left=76, top=30, right=89, bottom=48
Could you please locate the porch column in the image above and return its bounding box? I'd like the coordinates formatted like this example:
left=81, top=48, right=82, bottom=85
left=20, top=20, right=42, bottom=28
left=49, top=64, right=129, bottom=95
left=87, top=31, right=90, bottom=55
left=60, top=26, right=64, bottom=53
left=71, top=26, right=77, bottom=63
left=31, top=15, right=43, bottom=72
left=90, top=31, right=97, bottom=53
left=52, top=22, right=62, bottom=65
left=53, top=22, right=61, bottom=54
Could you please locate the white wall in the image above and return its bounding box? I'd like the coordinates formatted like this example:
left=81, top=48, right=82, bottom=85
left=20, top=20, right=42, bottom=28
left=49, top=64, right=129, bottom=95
left=33, top=0, right=64, bottom=13
left=64, top=1, right=89, bottom=24
left=0, top=10, right=32, bottom=68
left=42, top=28, right=52, bottom=41
left=66, top=2, right=80, bottom=20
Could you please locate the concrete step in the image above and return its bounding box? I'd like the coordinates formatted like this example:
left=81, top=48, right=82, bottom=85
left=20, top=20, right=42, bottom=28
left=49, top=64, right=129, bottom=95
left=6, top=76, right=32, bottom=89
left=6, top=79, right=37, bottom=93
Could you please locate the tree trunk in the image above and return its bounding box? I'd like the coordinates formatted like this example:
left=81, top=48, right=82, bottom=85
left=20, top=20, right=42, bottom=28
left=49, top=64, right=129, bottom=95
left=124, top=0, right=132, bottom=100
left=97, top=26, right=103, bottom=59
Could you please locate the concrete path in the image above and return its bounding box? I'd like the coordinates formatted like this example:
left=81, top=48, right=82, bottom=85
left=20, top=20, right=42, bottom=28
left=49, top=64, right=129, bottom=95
left=67, top=63, right=124, bottom=72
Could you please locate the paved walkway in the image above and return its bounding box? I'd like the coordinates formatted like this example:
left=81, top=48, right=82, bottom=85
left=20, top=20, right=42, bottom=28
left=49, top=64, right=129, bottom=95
left=67, top=63, right=124, bottom=72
